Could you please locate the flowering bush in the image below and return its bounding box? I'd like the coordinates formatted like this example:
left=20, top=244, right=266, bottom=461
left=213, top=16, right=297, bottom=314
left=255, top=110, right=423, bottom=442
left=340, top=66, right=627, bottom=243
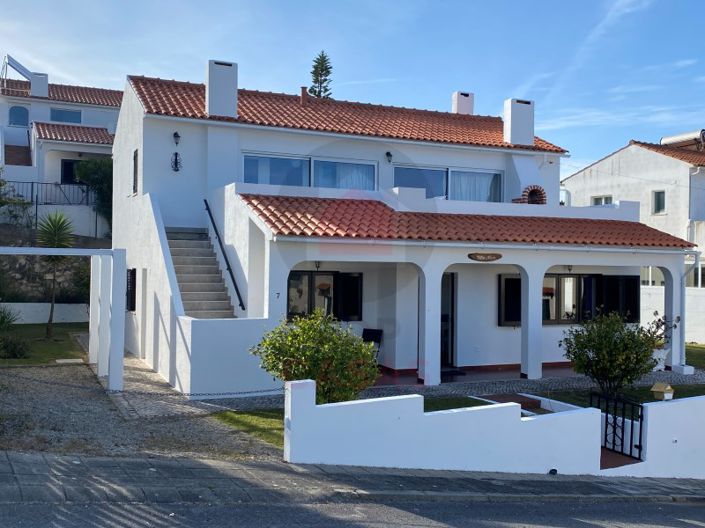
left=251, top=309, right=379, bottom=404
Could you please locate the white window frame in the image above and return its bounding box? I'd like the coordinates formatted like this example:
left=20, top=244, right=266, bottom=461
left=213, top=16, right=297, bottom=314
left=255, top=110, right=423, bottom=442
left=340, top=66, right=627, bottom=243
left=50, top=107, right=82, bottom=124
left=8, top=105, right=30, bottom=127
left=652, top=190, right=666, bottom=215
left=392, top=163, right=505, bottom=202
left=243, top=152, right=311, bottom=186
left=591, top=195, right=613, bottom=206
left=311, top=156, right=378, bottom=190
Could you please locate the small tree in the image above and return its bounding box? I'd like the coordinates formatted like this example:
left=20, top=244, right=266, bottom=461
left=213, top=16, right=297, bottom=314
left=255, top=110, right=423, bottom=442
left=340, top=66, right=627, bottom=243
left=36, top=212, right=74, bottom=338
left=251, top=310, right=378, bottom=404
left=75, top=158, right=113, bottom=229
left=308, top=51, right=333, bottom=99
left=561, top=312, right=666, bottom=397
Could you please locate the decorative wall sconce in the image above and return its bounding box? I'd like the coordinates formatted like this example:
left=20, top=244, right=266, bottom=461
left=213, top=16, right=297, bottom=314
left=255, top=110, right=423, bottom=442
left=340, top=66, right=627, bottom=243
left=314, top=261, right=321, bottom=270
left=173, top=131, right=181, bottom=145
left=171, top=152, right=182, bottom=172
left=385, top=151, right=393, bottom=163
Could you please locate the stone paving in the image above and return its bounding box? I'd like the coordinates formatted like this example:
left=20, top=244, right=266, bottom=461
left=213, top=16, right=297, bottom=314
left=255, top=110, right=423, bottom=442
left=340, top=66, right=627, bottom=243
left=1, top=450, right=704, bottom=505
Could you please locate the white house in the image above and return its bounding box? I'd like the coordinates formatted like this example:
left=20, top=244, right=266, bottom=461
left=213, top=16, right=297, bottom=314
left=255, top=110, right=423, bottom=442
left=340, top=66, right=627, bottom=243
left=112, top=59, right=695, bottom=398
left=0, top=54, right=122, bottom=237
left=563, top=132, right=705, bottom=342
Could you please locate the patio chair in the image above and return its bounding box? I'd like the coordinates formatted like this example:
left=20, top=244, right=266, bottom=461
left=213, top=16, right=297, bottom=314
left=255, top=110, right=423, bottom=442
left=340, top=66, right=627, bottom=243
left=362, top=328, right=383, bottom=359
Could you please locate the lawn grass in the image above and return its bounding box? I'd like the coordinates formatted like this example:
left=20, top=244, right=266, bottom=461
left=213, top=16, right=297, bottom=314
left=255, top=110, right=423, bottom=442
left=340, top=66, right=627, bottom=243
left=540, top=384, right=705, bottom=407
left=686, top=343, right=705, bottom=370
left=0, top=323, right=88, bottom=366
left=213, top=395, right=491, bottom=448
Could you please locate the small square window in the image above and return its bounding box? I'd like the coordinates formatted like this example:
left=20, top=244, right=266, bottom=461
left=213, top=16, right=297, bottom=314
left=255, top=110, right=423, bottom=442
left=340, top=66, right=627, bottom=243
left=652, top=191, right=666, bottom=214
left=591, top=195, right=613, bottom=206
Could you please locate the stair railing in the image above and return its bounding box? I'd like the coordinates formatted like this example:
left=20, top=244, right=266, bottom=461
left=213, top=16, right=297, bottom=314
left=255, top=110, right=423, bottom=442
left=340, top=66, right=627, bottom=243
left=203, top=199, right=246, bottom=311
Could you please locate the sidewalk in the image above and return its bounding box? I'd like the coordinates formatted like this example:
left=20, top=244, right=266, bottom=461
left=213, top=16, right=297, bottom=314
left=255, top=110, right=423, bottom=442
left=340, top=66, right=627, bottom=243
left=1, top=450, right=704, bottom=505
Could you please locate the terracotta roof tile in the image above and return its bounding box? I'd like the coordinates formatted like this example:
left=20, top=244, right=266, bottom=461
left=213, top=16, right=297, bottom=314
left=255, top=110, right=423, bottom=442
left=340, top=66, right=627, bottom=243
left=241, top=194, right=693, bottom=249
left=128, top=76, right=566, bottom=153
left=1, top=78, right=122, bottom=107
left=630, top=140, right=705, bottom=166
left=34, top=122, right=113, bottom=145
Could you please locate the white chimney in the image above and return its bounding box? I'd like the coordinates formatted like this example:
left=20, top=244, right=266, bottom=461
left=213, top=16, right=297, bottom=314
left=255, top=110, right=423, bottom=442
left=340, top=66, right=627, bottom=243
left=503, top=98, right=534, bottom=146
left=205, top=60, right=238, bottom=118
left=30, top=72, right=48, bottom=98
left=451, top=91, right=474, bottom=115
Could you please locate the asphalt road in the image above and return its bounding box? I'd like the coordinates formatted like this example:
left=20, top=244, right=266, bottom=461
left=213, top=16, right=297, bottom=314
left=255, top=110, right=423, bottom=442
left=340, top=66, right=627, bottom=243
left=1, top=500, right=704, bottom=528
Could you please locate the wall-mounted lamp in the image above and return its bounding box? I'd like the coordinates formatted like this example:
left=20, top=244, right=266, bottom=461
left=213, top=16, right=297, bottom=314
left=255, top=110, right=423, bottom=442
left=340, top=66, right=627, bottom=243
left=385, top=151, right=393, bottom=163
left=173, top=131, right=181, bottom=145
left=314, top=261, right=321, bottom=270
left=566, top=265, right=573, bottom=273
left=171, top=152, right=182, bottom=172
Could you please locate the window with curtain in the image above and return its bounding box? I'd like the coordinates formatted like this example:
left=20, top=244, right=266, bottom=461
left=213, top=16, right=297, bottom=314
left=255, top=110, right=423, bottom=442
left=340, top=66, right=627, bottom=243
left=50, top=108, right=81, bottom=124
left=313, top=160, right=375, bottom=190
left=9, top=106, right=29, bottom=126
left=393, top=167, right=446, bottom=198
left=244, top=155, right=310, bottom=187
left=448, top=170, right=502, bottom=202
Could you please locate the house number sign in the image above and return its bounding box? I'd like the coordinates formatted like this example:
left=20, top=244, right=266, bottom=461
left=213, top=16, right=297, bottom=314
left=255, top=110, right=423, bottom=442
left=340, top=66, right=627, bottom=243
left=468, top=252, right=502, bottom=262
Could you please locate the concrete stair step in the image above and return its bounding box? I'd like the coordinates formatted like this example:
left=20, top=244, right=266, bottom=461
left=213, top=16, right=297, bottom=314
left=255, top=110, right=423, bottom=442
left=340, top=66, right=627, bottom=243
left=186, top=310, right=237, bottom=319
left=182, top=291, right=230, bottom=302
left=174, top=264, right=220, bottom=275
left=172, top=256, right=219, bottom=266
left=170, top=247, right=214, bottom=257
left=166, top=228, right=208, bottom=241
left=179, top=282, right=227, bottom=292
left=176, top=273, right=224, bottom=284
left=183, top=300, right=233, bottom=311
left=168, top=239, right=211, bottom=249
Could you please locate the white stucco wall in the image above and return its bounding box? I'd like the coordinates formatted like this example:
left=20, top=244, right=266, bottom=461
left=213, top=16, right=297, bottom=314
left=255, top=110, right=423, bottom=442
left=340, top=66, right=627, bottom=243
left=642, top=286, right=705, bottom=343
left=1, top=302, right=88, bottom=324
left=285, top=379, right=602, bottom=474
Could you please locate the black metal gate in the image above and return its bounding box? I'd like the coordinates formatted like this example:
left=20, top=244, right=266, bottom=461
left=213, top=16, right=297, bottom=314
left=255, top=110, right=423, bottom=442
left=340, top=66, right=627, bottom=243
left=589, top=391, right=644, bottom=460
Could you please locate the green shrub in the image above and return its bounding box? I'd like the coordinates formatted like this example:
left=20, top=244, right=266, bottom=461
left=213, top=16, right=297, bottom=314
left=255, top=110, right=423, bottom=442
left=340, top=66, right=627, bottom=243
left=561, top=312, right=663, bottom=397
left=0, top=305, right=19, bottom=333
left=0, top=334, right=30, bottom=359
left=251, top=309, right=379, bottom=404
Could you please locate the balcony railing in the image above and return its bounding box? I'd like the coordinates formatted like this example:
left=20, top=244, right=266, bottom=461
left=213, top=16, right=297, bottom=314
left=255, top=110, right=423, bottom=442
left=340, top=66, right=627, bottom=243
left=2, top=181, right=96, bottom=206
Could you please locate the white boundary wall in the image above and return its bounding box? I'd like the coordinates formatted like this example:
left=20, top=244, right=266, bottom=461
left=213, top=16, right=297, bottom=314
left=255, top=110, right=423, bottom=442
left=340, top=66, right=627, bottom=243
left=284, top=380, right=602, bottom=474
left=642, top=286, right=705, bottom=343
left=1, top=303, right=88, bottom=324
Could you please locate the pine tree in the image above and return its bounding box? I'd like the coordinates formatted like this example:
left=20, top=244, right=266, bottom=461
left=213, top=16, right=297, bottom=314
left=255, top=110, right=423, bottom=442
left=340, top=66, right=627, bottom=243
left=308, top=51, right=332, bottom=98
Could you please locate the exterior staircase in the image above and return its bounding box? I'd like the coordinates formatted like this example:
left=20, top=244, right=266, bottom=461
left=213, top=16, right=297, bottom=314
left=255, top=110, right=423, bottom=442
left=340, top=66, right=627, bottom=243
left=166, top=228, right=236, bottom=319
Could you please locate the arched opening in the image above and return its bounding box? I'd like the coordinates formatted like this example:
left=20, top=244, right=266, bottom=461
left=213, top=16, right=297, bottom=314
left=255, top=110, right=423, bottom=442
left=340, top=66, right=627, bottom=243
left=9, top=106, right=29, bottom=127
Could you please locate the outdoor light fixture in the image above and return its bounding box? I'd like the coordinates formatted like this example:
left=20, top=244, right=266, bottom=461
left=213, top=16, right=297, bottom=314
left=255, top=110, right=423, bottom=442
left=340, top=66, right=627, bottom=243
left=566, top=265, right=573, bottom=273
left=314, top=261, right=321, bottom=270
left=385, top=151, right=393, bottom=163
left=173, top=131, right=181, bottom=145
left=171, top=152, right=182, bottom=172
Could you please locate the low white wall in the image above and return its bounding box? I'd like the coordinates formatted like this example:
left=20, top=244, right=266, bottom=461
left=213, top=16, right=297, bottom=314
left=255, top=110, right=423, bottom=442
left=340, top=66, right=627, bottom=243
left=1, top=302, right=88, bottom=324
left=285, top=380, right=602, bottom=474
left=36, top=204, right=110, bottom=239
left=602, top=396, right=705, bottom=478
left=641, top=286, right=705, bottom=343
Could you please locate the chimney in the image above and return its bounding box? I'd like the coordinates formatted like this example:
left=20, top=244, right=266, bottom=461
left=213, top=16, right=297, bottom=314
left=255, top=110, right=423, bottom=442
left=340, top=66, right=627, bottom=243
left=30, top=72, right=48, bottom=98
left=300, top=86, right=309, bottom=106
left=205, top=60, right=238, bottom=118
left=503, top=98, right=534, bottom=145
left=451, top=91, right=474, bottom=115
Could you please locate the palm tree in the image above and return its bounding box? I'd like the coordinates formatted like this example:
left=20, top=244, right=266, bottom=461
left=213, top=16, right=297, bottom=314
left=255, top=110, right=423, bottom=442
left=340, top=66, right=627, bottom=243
left=36, top=212, right=74, bottom=338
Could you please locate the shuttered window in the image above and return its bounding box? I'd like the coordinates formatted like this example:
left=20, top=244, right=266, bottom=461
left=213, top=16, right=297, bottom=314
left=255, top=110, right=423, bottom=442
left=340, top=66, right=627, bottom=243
left=126, top=268, right=137, bottom=312
left=132, top=149, right=139, bottom=194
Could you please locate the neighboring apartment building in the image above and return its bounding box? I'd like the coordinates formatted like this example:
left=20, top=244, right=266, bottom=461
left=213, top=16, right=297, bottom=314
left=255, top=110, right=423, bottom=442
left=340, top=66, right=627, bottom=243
left=112, top=59, right=694, bottom=398
left=562, top=132, right=705, bottom=289
left=0, top=55, right=122, bottom=237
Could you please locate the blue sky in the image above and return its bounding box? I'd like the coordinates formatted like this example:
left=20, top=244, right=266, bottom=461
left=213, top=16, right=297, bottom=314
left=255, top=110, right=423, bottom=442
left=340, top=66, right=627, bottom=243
left=3, top=0, right=704, bottom=177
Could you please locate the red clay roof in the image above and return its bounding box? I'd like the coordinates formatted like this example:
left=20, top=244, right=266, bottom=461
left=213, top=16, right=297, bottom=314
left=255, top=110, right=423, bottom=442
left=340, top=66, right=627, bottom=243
left=630, top=140, right=705, bottom=166
left=241, top=194, right=693, bottom=249
left=34, top=122, right=113, bottom=145
left=128, top=76, right=566, bottom=153
left=1, top=78, right=122, bottom=107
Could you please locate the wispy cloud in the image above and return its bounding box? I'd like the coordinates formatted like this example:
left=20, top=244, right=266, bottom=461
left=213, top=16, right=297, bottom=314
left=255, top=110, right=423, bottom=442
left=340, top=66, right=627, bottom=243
left=641, top=58, right=698, bottom=73
left=538, top=104, right=705, bottom=132
left=674, top=58, right=698, bottom=68
left=510, top=72, right=554, bottom=98
left=337, top=78, right=398, bottom=87
left=607, top=84, right=661, bottom=94
left=545, top=0, right=654, bottom=101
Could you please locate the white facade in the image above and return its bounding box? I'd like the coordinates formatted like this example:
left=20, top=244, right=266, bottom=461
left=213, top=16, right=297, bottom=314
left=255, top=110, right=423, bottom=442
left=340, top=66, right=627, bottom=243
left=112, top=60, right=693, bottom=397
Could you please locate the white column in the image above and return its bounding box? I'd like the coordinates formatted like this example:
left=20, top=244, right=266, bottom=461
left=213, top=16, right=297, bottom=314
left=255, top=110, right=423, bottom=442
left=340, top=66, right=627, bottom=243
left=520, top=265, right=544, bottom=379
left=698, top=260, right=702, bottom=288
left=418, top=266, right=443, bottom=386
left=88, top=255, right=101, bottom=364
left=648, top=266, right=653, bottom=286
left=108, top=249, right=127, bottom=392
left=664, top=266, right=693, bottom=374
left=97, top=255, right=112, bottom=377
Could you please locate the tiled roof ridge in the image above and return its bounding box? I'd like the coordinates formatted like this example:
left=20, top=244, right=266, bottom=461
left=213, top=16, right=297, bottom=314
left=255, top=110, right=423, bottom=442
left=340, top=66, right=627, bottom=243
left=34, top=121, right=110, bottom=130
left=128, top=75, right=502, bottom=121
left=629, top=139, right=705, bottom=166
left=34, top=122, right=114, bottom=145
left=2, top=78, right=122, bottom=99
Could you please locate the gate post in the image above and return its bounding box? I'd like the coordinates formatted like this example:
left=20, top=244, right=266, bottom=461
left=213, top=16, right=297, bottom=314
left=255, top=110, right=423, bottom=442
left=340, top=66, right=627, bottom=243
left=108, top=249, right=126, bottom=392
